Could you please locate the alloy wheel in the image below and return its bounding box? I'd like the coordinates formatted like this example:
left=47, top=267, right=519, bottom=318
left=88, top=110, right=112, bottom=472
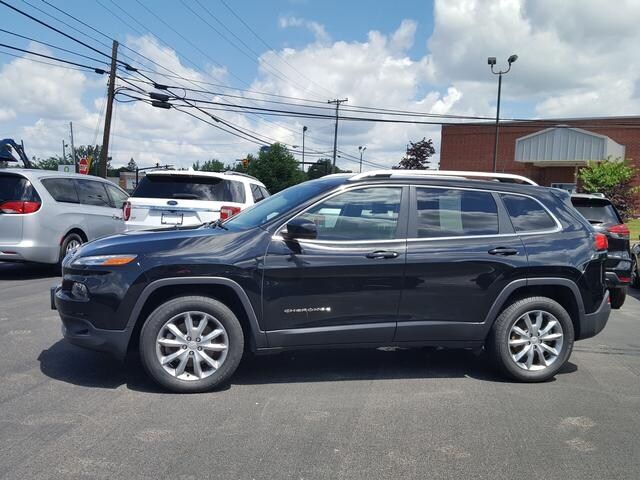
left=65, top=239, right=81, bottom=253
left=508, top=310, right=564, bottom=371
left=155, top=311, right=229, bottom=381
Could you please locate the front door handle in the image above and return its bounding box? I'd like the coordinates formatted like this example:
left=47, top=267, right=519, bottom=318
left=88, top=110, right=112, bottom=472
left=488, top=247, right=518, bottom=256
left=366, top=250, right=399, bottom=259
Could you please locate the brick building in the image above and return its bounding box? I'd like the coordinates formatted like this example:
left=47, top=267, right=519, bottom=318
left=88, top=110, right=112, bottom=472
left=439, top=116, right=640, bottom=191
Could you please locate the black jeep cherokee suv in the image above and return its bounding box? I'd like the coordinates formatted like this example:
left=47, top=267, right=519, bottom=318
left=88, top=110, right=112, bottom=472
left=53, top=171, right=611, bottom=392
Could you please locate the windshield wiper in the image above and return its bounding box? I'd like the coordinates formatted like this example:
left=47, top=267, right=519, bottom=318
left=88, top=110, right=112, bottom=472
left=204, top=219, right=228, bottom=230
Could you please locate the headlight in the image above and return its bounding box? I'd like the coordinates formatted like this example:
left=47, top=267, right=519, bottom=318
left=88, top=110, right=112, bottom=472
left=71, top=254, right=138, bottom=267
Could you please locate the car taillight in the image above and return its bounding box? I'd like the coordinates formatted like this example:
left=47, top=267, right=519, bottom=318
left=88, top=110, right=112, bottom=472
left=594, top=233, right=608, bottom=251
left=607, top=223, right=630, bottom=238
left=220, top=205, right=241, bottom=220
left=123, top=201, right=131, bottom=221
left=0, top=201, right=41, bottom=214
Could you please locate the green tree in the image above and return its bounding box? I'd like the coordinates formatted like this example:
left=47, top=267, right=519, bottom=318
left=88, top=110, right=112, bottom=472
left=246, top=143, right=306, bottom=193
left=127, top=158, right=137, bottom=171
left=193, top=159, right=226, bottom=172
left=36, top=155, right=74, bottom=170
left=578, top=157, right=638, bottom=220
left=307, top=158, right=350, bottom=180
left=394, top=137, right=436, bottom=169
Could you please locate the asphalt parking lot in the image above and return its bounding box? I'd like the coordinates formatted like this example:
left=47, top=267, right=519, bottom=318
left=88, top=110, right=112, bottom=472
left=0, top=262, right=638, bottom=480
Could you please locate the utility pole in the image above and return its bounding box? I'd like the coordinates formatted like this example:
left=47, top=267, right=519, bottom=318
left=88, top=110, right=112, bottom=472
left=328, top=98, right=348, bottom=172
left=69, top=121, right=76, bottom=173
left=62, top=140, right=66, bottom=162
left=99, top=40, right=119, bottom=179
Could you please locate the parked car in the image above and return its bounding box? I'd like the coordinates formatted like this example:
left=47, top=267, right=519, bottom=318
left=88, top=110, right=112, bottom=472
left=632, top=239, right=640, bottom=289
left=570, top=194, right=631, bottom=308
left=123, top=170, right=269, bottom=231
left=53, top=170, right=611, bottom=392
left=1, top=169, right=128, bottom=264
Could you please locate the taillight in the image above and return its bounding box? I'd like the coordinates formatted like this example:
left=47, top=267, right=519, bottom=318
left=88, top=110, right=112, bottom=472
left=0, top=201, right=41, bottom=214
left=123, top=201, right=131, bottom=221
left=607, top=223, right=630, bottom=238
left=594, top=233, right=608, bottom=251
left=220, top=205, right=241, bottom=220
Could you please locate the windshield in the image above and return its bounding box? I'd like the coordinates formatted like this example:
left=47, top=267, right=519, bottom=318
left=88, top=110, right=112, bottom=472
left=133, top=174, right=245, bottom=202
left=224, top=176, right=348, bottom=230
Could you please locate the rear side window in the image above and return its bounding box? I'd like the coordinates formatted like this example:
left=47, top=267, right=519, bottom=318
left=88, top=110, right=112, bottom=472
left=571, top=198, right=621, bottom=225
left=0, top=174, right=40, bottom=202
left=415, top=188, right=499, bottom=237
left=132, top=175, right=245, bottom=203
left=501, top=194, right=557, bottom=232
left=250, top=184, right=265, bottom=203
left=75, top=179, right=111, bottom=207
left=41, top=178, right=79, bottom=203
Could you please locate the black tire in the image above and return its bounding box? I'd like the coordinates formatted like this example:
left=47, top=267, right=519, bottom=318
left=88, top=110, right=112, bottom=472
left=58, top=232, right=83, bottom=265
left=487, top=296, right=575, bottom=382
left=631, top=258, right=639, bottom=289
left=609, top=287, right=626, bottom=310
left=139, top=296, right=244, bottom=393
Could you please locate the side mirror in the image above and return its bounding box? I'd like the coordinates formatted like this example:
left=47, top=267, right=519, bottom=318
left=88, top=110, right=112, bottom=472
left=282, top=217, right=317, bottom=241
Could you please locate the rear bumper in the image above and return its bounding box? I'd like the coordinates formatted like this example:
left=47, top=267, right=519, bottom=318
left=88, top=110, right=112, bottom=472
left=606, top=269, right=632, bottom=287
left=577, top=290, right=611, bottom=340
left=52, top=286, right=131, bottom=360
left=0, top=241, right=59, bottom=263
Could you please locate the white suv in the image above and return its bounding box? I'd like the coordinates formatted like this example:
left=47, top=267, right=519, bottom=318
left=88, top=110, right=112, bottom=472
left=123, top=170, right=269, bottom=231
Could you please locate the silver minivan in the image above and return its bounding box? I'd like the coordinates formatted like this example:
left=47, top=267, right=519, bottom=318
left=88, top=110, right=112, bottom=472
left=0, top=169, right=129, bottom=264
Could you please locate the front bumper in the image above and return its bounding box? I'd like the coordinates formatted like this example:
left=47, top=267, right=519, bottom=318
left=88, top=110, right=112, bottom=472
left=577, top=290, right=611, bottom=340
left=52, top=286, right=131, bottom=360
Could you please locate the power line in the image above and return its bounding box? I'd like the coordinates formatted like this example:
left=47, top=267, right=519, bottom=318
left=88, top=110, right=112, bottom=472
left=0, top=47, right=89, bottom=72
left=0, top=27, right=109, bottom=65
left=217, top=0, right=336, bottom=98
left=0, top=42, right=106, bottom=72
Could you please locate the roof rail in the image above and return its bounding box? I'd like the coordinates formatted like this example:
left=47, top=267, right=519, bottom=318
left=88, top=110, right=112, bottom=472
left=223, top=171, right=259, bottom=181
left=348, top=169, right=538, bottom=185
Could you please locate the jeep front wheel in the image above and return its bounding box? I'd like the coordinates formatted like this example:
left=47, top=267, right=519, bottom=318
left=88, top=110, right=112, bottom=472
left=139, top=296, right=244, bottom=393
left=488, top=296, right=574, bottom=382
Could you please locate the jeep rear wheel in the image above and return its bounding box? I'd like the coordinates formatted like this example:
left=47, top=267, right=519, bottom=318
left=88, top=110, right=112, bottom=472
left=488, top=296, right=574, bottom=382
left=140, top=296, right=244, bottom=393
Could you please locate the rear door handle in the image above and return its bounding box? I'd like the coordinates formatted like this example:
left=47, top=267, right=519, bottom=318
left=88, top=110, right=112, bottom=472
left=366, top=250, right=399, bottom=259
left=488, top=247, right=518, bottom=256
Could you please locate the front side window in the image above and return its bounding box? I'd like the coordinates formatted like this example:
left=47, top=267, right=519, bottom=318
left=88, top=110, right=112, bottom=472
left=297, top=187, right=402, bottom=241
left=75, top=180, right=111, bottom=207
left=501, top=194, right=557, bottom=232
left=105, top=184, right=129, bottom=208
left=415, top=188, right=499, bottom=238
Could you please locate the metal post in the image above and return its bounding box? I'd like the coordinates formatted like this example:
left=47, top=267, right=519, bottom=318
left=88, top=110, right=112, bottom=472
left=492, top=73, right=502, bottom=173
left=69, top=121, right=76, bottom=173
left=302, top=126, right=307, bottom=172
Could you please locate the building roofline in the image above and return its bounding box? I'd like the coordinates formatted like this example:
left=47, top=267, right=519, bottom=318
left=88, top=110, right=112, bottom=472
left=442, top=115, right=640, bottom=128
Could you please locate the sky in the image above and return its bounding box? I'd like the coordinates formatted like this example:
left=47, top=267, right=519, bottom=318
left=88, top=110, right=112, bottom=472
left=1, top=0, right=640, bottom=172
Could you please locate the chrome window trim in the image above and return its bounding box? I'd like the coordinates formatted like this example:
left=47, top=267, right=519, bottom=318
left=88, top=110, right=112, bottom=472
left=272, top=183, right=562, bottom=245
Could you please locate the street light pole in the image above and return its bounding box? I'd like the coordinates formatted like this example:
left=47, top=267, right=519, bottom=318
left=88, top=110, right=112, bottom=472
left=358, top=145, right=366, bottom=173
left=488, top=54, right=517, bottom=172
left=302, top=125, right=307, bottom=171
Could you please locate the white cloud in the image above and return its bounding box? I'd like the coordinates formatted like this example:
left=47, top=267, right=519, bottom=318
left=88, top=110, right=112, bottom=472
left=279, top=15, right=330, bottom=44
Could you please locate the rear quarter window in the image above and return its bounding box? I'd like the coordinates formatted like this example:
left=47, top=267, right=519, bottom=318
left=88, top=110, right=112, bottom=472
left=501, top=194, right=557, bottom=232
